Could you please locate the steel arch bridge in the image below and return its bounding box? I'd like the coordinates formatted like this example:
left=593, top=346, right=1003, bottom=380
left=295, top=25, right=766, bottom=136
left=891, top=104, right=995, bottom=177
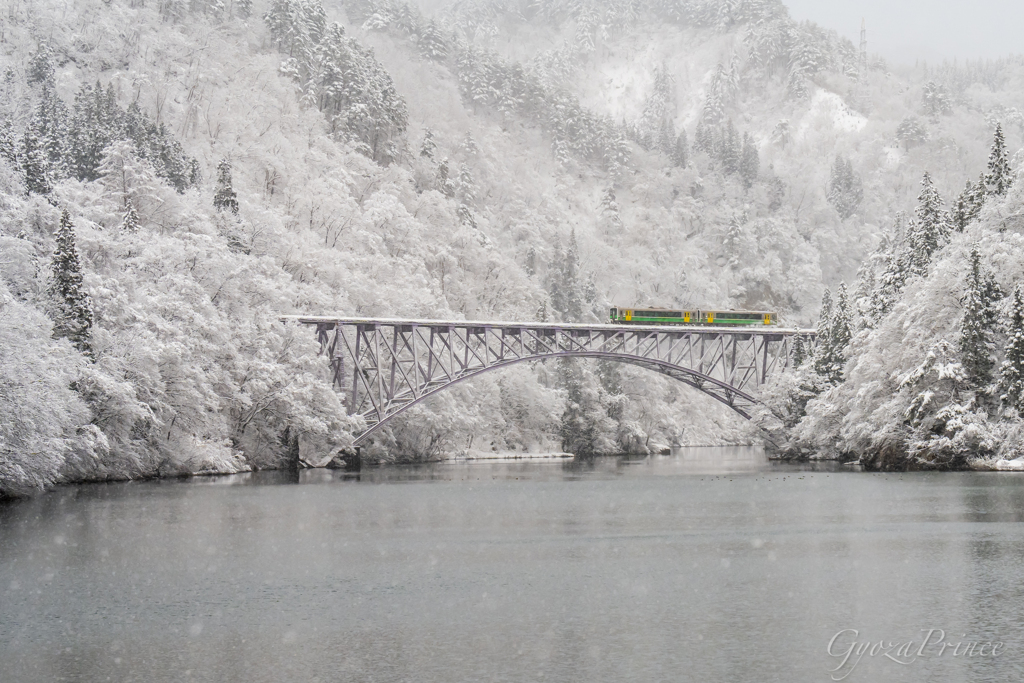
left=290, top=317, right=816, bottom=446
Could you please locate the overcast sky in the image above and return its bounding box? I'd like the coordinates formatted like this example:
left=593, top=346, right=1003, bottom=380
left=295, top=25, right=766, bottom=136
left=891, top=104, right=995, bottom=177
left=783, top=0, right=1023, bottom=65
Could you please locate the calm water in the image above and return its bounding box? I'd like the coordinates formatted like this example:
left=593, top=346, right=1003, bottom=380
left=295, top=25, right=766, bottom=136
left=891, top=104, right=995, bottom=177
left=3, top=447, right=1024, bottom=683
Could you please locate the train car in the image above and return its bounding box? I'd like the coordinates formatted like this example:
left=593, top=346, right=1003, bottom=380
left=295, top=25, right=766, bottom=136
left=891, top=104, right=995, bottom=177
left=609, top=307, right=777, bottom=326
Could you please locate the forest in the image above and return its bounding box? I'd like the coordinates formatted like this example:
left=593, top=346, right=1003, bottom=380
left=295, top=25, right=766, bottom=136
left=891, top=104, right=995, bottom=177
left=4, top=0, right=1024, bottom=496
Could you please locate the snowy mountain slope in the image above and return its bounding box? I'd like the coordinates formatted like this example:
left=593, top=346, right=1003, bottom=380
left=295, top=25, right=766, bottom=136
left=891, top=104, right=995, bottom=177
left=4, top=0, right=1024, bottom=494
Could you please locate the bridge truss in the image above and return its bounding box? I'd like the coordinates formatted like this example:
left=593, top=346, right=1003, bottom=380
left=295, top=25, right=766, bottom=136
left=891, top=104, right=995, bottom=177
left=291, top=317, right=816, bottom=446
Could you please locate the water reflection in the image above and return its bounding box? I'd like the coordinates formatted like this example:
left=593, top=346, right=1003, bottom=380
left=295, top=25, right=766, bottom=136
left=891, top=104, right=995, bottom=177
left=2, top=449, right=1024, bottom=683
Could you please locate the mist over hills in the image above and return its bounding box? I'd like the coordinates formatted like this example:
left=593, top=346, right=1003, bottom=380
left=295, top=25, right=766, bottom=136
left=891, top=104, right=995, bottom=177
left=3, top=0, right=1024, bottom=494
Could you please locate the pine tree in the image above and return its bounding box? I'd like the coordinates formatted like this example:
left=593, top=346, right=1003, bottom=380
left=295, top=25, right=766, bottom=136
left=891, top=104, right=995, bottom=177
left=457, top=163, right=475, bottom=205
left=719, top=120, right=739, bottom=174
left=213, top=158, right=239, bottom=214
left=812, top=288, right=833, bottom=378
left=959, top=246, right=995, bottom=389
left=739, top=132, right=759, bottom=189
left=985, top=123, right=1012, bottom=197
left=693, top=121, right=709, bottom=154
left=237, top=0, right=254, bottom=19
left=436, top=157, right=456, bottom=198
left=121, top=198, right=140, bottom=234
left=562, top=228, right=584, bottom=321
left=462, top=132, right=478, bottom=156
left=22, top=85, right=69, bottom=194
left=419, top=20, right=449, bottom=61
left=951, top=178, right=985, bottom=232
left=826, top=155, right=864, bottom=220
left=600, top=186, right=621, bottom=228
left=419, top=129, right=436, bottom=159
left=999, top=285, right=1024, bottom=413
left=558, top=359, right=598, bottom=456
left=792, top=335, right=806, bottom=368
left=906, top=172, right=949, bottom=276
left=815, top=283, right=852, bottom=384
left=48, top=210, right=93, bottom=354
left=27, top=42, right=55, bottom=85
left=673, top=130, right=688, bottom=168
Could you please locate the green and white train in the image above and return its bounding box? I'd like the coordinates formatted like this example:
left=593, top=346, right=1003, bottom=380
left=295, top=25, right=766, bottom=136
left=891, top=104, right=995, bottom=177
left=609, top=307, right=777, bottom=326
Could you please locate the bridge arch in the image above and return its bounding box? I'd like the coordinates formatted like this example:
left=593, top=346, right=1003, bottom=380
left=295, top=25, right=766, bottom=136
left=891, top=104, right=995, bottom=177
left=291, top=317, right=814, bottom=447
left=351, top=351, right=759, bottom=446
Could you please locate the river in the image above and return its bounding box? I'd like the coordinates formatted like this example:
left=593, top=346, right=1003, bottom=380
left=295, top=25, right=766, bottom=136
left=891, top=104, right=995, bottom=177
left=2, top=446, right=1023, bottom=682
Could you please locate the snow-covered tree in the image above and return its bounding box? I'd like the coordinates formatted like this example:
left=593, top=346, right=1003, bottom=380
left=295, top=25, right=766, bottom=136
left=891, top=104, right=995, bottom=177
left=1, top=280, right=89, bottom=498
left=814, top=283, right=851, bottom=384
left=21, top=85, right=69, bottom=195
left=48, top=210, right=93, bottom=354
left=436, top=157, right=456, bottom=198
left=958, top=246, right=996, bottom=389
left=673, top=130, right=688, bottom=168
left=951, top=177, right=986, bottom=232
left=739, top=132, right=759, bottom=189
left=121, top=198, right=140, bottom=234
left=826, top=155, right=863, bottom=219
left=419, top=128, right=436, bottom=159
left=213, top=158, right=239, bottom=214
left=812, top=288, right=832, bottom=377
left=27, top=42, right=55, bottom=85
left=984, top=122, right=1012, bottom=196
left=896, top=116, right=928, bottom=150
left=999, top=285, right=1024, bottom=413
left=905, top=172, right=949, bottom=277
left=922, top=81, right=952, bottom=117
left=419, top=20, right=449, bottom=61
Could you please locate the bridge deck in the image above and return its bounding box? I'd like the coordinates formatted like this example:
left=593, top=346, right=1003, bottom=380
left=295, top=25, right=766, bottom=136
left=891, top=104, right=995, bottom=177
left=284, top=315, right=815, bottom=336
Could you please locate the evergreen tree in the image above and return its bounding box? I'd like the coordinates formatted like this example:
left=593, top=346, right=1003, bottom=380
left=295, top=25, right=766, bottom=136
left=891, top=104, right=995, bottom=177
left=959, top=246, right=996, bottom=389
left=815, top=284, right=852, bottom=384
left=436, top=157, right=456, bottom=198
left=999, top=285, right=1024, bottom=413
left=237, top=0, right=254, bottom=19
left=951, top=177, right=985, bottom=232
left=739, top=132, right=759, bottom=189
left=27, top=42, right=55, bottom=85
left=906, top=172, right=949, bottom=276
left=462, top=132, right=478, bottom=156
left=896, top=116, right=928, bottom=150
left=719, top=120, right=739, bottom=174
left=812, top=288, right=833, bottom=377
left=826, top=155, right=863, bottom=219
left=419, top=20, right=449, bottom=61
left=21, top=85, right=69, bottom=194
left=673, top=130, right=688, bottom=168
left=68, top=82, right=122, bottom=182
left=213, top=158, right=239, bottom=214
left=558, top=359, right=598, bottom=456
left=419, top=129, right=436, bottom=159
left=693, top=120, right=709, bottom=154
left=922, top=81, right=952, bottom=117
left=48, top=210, right=93, bottom=354
left=121, top=198, right=140, bottom=234
left=985, top=123, right=1012, bottom=197
left=457, top=163, right=475, bottom=205
left=600, top=186, right=621, bottom=227
left=792, top=335, right=806, bottom=368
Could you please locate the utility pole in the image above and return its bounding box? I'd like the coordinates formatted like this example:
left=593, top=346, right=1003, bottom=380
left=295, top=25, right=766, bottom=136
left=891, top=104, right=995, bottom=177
left=859, top=18, right=867, bottom=80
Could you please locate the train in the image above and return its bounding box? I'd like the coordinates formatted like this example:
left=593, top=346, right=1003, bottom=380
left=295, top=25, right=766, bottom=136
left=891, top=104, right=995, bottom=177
left=609, top=307, right=777, bottom=326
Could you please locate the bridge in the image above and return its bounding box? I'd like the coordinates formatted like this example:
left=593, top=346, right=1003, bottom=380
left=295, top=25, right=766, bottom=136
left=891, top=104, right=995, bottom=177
left=289, top=317, right=816, bottom=446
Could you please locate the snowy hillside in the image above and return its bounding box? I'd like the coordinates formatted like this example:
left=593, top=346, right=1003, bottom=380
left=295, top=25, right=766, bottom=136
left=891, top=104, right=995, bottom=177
left=3, top=0, right=1024, bottom=494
